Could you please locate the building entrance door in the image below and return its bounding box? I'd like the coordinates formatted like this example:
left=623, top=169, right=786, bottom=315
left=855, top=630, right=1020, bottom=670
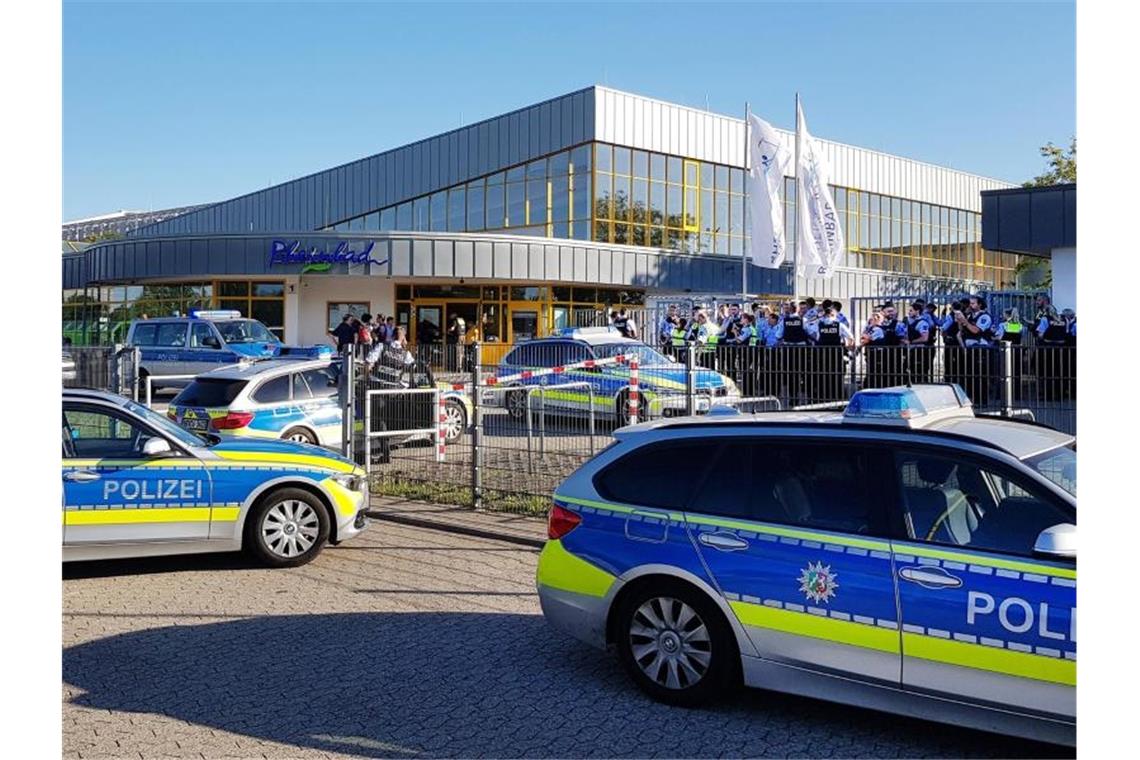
left=507, top=306, right=543, bottom=344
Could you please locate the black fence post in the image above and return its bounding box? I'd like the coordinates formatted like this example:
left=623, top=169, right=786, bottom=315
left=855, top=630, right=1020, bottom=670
left=339, top=348, right=355, bottom=460
left=471, top=341, right=483, bottom=511
left=685, top=345, right=696, bottom=416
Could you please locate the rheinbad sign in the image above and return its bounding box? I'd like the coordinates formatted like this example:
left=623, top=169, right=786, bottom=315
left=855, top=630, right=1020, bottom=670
left=267, top=239, right=388, bottom=271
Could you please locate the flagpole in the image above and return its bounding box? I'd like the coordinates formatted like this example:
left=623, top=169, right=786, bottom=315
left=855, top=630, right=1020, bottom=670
left=793, top=92, right=801, bottom=302
left=742, top=101, right=749, bottom=304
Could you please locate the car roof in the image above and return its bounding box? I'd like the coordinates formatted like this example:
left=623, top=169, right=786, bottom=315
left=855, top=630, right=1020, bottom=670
left=63, top=388, right=135, bottom=407
left=195, top=358, right=334, bottom=381
left=524, top=334, right=643, bottom=348
left=623, top=412, right=1074, bottom=461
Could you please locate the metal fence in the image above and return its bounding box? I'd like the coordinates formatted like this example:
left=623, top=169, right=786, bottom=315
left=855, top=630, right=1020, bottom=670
left=64, top=346, right=140, bottom=398
left=348, top=338, right=1075, bottom=517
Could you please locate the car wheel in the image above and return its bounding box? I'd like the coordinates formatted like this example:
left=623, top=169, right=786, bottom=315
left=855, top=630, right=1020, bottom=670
left=616, top=580, right=737, bottom=707
left=506, top=388, right=528, bottom=420
left=616, top=389, right=634, bottom=426
left=282, top=427, right=317, bottom=445
left=245, top=487, right=330, bottom=568
left=442, top=399, right=467, bottom=443
left=137, top=369, right=150, bottom=401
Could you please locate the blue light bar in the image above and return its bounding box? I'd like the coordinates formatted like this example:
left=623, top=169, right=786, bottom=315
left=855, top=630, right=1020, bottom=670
left=844, top=384, right=971, bottom=424
left=189, top=309, right=243, bottom=320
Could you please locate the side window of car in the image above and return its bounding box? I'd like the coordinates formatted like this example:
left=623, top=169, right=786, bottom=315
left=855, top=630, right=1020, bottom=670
left=893, top=450, right=1073, bottom=558
left=190, top=323, right=218, bottom=348
left=253, top=375, right=291, bottom=404
left=563, top=342, right=592, bottom=365
left=594, top=441, right=712, bottom=510
left=155, top=323, right=188, bottom=347
left=691, top=441, right=879, bottom=534
left=291, top=373, right=313, bottom=400
left=300, top=368, right=338, bottom=399
left=131, top=323, right=158, bottom=346
left=63, top=406, right=149, bottom=459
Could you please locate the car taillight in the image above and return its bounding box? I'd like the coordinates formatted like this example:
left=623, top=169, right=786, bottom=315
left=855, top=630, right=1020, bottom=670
left=210, top=411, right=254, bottom=430
left=547, top=503, right=582, bottom=540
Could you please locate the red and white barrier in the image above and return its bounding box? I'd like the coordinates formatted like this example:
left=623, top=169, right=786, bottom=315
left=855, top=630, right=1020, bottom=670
left=437, top=392, right=446, bottom=462
left=627, top=357, right=639, bottom=425
left=445, top=353, right=634, bottom=391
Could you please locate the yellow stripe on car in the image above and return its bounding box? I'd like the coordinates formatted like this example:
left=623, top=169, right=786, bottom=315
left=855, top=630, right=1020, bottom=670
left=64, top=507, right=214, bottom=525
left=212, top=450, right=356, bottom=473
left=322, top=477, right=364, bottom=517
left=902, top=632, right=1075, bottom=686
left=730, top=600, right=901, bottom=654
left=536, top=539, right=617, bottom=598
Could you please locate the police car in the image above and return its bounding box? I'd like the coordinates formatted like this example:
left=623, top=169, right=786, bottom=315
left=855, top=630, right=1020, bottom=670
left=497, top=327, right=739, bottom=424
left=536, top=385, right=1076, bottom=745
left=167, top=357, right=471, bottom=446
left=126, top=310, right=331, bottom=392
left=62, top=388, right=369, bottom=566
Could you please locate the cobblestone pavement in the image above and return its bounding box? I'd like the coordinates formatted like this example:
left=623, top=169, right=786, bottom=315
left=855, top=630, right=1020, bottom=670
left=64, top=522, right=1070, bottom=759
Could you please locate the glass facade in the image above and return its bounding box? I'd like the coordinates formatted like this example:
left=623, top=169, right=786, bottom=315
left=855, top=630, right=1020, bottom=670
left=62, top=280, right=286, bottom=345
left=324, top=141, right=1017, bottom=289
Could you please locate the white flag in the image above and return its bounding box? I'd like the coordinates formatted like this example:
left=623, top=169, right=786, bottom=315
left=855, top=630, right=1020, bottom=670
left=747, top=112, right=792, bottom=269
left=795, top=101, right=845, bottom=279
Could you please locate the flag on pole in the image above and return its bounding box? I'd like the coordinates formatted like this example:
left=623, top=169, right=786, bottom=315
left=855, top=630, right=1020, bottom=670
left=747, top=112, right=792, bottom=269
left=795, top=101, right=844, bottom=279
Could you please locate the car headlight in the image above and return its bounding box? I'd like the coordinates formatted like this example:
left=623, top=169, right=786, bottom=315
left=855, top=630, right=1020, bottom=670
left=331, top=473, right=365, bottom=492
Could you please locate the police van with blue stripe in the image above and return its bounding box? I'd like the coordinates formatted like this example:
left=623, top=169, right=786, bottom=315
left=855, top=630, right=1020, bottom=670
left=126, top=310, right=331, bottom=392
left=537, top=385, right=1076, bottom=745
left=497, top=327, right=739, bottom=424
left=63, top=388, right=368, bottom=567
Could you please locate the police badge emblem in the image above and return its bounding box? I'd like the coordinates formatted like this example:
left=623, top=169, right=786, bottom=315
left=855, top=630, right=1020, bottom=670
left=798, top=561, right=839, bottom=604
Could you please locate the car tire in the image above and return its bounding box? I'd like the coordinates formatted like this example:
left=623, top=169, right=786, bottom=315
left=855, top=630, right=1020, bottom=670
left=282, top=427, right=317, bottom=446
left=442, top=399, right=467, bottom=443
left=616, top=389, right=634, bottom=426
left=245, top=487, right=331, bottom=568
left=137, top=369, right=150, bottom=401
left=615, top=580, right=738, bottom=707
left=506, top=388, right=528, bottom=421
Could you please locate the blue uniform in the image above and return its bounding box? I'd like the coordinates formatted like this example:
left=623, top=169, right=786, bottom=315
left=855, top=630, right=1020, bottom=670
left=963, top=312, right=993, bottom=347
left=759, top=322, right=782, bottom=347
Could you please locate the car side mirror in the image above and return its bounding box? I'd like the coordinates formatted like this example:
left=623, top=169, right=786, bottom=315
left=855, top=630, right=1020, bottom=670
left=142, top=437, right=173, bottom=458
left=1034, top=523, right=1076, bottom=560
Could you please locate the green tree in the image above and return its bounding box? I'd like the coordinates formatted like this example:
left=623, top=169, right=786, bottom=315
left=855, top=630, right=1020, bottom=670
left=82, top=230, right=124, bottom=243
left=1023, top=138, right=1076, bottom=187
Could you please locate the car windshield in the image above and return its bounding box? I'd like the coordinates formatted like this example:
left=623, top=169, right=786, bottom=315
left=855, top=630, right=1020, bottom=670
left=122, top=399, right=209, bottom=449
left=214, top=319, right=279, bottom=344
left=1024, top=445, right=1076, bottom=497
left=591, top=343, right=674, bottom=366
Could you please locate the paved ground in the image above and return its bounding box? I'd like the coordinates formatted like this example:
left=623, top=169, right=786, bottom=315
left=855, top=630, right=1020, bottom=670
left=63, top=519, right=1071, bottom=759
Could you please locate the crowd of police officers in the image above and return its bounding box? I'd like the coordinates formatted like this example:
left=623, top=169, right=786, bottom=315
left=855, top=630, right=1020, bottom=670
left=656, top=293, right=1076, bottom=407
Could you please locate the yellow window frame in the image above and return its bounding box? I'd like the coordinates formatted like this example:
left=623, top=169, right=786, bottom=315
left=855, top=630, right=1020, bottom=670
left=682, top=159, right=700, bottom=233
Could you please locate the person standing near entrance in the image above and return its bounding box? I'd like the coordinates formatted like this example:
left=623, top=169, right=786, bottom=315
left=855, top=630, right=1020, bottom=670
left=959, top=296, right=994, bottom=405
left=330, top=313, right=358, bottom=353
left=904, top=302, right=932, bottom=383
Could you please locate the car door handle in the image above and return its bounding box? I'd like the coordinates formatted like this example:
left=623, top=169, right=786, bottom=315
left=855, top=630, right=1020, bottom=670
left=698, top=531, right=749, bottom=552
left=63, top=470, right=101, bottom=483
left=898, top=565, right=963, bottom=589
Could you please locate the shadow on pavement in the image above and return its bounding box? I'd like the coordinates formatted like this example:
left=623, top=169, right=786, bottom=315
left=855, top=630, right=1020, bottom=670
left=63, top=612, right=1072, bottom=759
left=62, top=551, right=258, bottom=580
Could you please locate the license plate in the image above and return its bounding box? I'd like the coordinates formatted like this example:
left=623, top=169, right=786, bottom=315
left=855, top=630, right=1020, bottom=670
left=184, top=417, right=208, bottom=432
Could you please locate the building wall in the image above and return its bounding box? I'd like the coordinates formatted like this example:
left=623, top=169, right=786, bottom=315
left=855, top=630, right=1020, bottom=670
left=295, top=276, right=395, bottom=346
left=1051, top=247, right=1076, bottom=312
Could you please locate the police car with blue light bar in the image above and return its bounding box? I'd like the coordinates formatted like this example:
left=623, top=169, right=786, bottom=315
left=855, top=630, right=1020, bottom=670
left=536, top=384, right=1076, bottom=745
left=126, top=310, right=333, bottom=392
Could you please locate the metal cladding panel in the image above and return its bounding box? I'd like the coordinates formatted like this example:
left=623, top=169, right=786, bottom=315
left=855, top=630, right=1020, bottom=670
left=545, top=245, right=560, bottom=277
left=511, top=243, right=528, bottom=279
left=413, top=239, right=432, bottom=275
left=493, top=242, right=511, bottom=278
left=455, top=240, right=474, bottom=278
left=585, top=248, right=599, bottom=283
left=573, top=248, right=587, bottom=281
left=474, top=241, right=493, bottom=278
left=1031, top=191, right=1064, bottom=251
left=981, top=185, right=1074, bottom=255
left=528, top=246, right=544, bottom=279
left=559, top=246, right=573, bottom=280
left=597, top=249, right=612, bottom=283
left=391, top=239, right=411, bottom=277
left=434, top=240, right=454, bottom=278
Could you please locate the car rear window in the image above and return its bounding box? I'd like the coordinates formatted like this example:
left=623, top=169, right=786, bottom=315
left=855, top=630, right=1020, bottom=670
left=593, top=440, right=711, bottom=510
left=172, top=379, right=248, bottom=407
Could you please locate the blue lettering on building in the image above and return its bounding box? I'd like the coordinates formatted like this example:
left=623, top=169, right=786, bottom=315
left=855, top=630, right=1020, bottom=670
left=268, top=240, right=388, bottom=268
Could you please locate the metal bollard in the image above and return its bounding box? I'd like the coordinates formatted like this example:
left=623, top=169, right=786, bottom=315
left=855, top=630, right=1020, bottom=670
left=1000, top=341, right=1014, bottom=418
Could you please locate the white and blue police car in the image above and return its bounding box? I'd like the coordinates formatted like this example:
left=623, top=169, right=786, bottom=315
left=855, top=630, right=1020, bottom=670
left=536, top=384, right=1076, bottom=745
left=496, top=327, right=740, bottom=424
left=126, top=310, right=331, bottom=393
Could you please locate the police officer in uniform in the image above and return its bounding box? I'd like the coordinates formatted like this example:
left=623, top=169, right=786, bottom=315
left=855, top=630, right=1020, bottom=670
left=758, top=311, right=782, bottom=397
left=904, top=302, right=933, bottom=383
left=1035, top=305, right=1069, bottom=401
left=728, top=312, right=759, bottom=396
left=860, top=311, right=888, bottom=388
left=781, top=302, right=811, bottom=406
left=813, top=306, right=851, bottom=401
left=958, top=296, right=994, bottom=405
left=940, top=300, right=966, bottom=388
left=878, top=303, right=905, bottom=386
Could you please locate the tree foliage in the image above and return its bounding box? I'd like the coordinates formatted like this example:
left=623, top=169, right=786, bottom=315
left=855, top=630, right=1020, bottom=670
left=1024, top=138, right=1076, bottom=187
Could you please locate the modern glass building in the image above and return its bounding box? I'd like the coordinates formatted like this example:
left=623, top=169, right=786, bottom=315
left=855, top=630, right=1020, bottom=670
left=63, top=86, right=1018, bottom=346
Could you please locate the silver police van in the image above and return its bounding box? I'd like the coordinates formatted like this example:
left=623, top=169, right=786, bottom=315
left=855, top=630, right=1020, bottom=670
left=126, top=310, right=330, bottom=393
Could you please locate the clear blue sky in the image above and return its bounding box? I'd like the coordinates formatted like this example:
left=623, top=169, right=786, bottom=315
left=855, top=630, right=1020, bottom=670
left=63, top=0, right=1075, bottom=221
